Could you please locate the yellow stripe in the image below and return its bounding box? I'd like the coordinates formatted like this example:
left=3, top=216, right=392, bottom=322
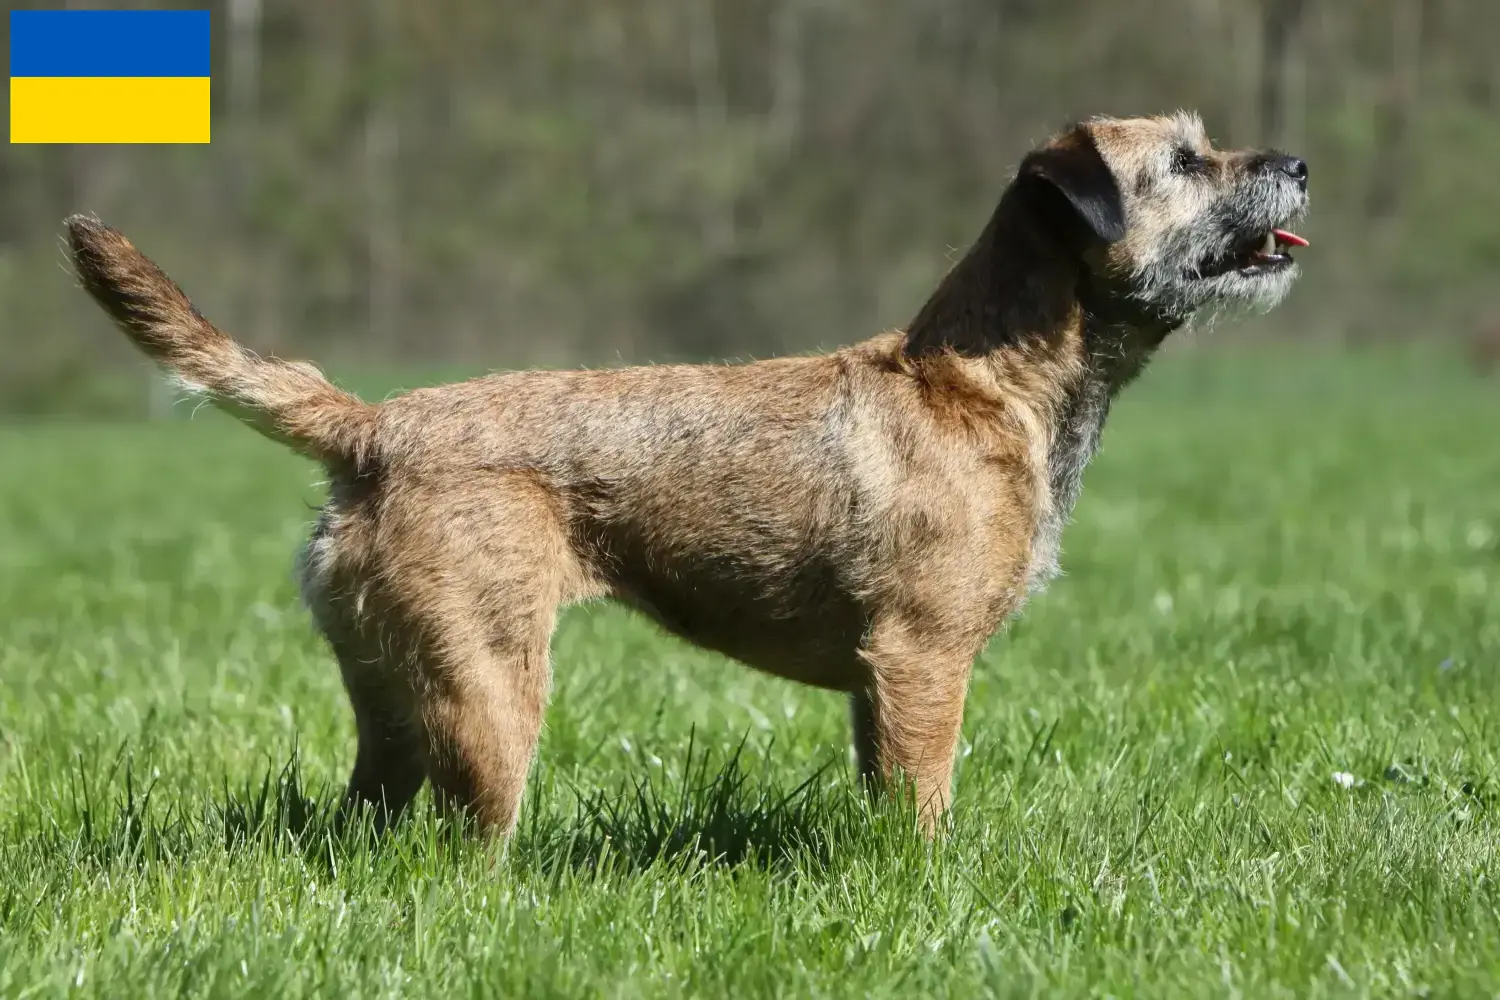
left=10, top=77, right=210, bottom=144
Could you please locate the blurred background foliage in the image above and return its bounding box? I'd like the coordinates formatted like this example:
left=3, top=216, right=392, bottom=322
left=1, top=0, right=1497, bottom=415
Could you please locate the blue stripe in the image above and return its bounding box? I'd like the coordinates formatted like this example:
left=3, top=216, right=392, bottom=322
left=10, top=10, right=210, bottom=78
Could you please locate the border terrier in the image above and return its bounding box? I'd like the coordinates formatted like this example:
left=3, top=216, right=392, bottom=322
left=66, top=112, right=1308, bottom=835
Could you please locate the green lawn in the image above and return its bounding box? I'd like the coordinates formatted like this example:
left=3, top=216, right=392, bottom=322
left=1, top=348, right=1497, bottom=998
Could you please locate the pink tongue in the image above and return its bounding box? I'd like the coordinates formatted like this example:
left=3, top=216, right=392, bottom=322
left=1272, top=228, right=1309, bottom=248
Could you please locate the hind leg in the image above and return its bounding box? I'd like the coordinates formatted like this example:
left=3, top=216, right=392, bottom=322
left=420, top=610, right=555, bottom=836
left=341, top=668, right=427, bottom=831
left=344, top=471, right=588, bottom=837
left=326, top=632, right=427, bottom=832
left=300, top=521, right=426, bottom=832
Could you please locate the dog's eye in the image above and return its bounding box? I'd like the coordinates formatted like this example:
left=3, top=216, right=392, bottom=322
left=1171, top=147, right=1207, bottom=175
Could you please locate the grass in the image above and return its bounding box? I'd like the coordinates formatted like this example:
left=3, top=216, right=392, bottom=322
left=1, top=346, right=1497, bottom=997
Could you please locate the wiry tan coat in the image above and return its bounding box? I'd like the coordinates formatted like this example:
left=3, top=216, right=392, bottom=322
left=67, top=113, right=1309, bottom=835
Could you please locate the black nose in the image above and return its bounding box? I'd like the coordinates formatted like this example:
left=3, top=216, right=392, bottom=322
left=1274, top=155, right=1308, bottom=188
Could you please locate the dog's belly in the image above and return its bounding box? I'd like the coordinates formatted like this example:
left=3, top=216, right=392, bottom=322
left=606, top=565, right=870, bottom=692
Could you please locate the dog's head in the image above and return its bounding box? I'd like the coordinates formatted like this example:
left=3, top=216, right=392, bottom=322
left=1018, top=112, right=1309, bottom=321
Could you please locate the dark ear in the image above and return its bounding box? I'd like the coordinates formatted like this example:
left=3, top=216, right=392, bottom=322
left=1017, top=129, right=1127, bottom=244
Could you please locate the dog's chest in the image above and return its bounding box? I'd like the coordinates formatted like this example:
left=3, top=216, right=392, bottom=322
left=1024, top=313, right=1166, bottom=593
left=1025, top=375, right=1114, bottom=592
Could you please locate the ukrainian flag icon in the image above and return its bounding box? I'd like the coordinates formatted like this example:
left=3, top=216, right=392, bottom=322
left=10, top=9, right=210, bottom=144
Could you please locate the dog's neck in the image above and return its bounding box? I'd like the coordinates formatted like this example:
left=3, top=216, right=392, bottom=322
left=902, top=182, right=1081, bottom=363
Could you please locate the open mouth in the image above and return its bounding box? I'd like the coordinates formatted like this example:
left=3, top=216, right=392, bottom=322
left=1197, top=228, right=1309, bottom=278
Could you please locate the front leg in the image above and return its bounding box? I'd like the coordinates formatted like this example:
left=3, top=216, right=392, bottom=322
left=854, top=619, right=979, bottom=833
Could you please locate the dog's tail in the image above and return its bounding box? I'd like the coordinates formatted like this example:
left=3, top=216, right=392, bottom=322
left=66, top=215, right=377, bottom=470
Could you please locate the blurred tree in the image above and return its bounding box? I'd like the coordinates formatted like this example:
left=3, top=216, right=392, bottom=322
left=1, top=0, right=1496, bottom=415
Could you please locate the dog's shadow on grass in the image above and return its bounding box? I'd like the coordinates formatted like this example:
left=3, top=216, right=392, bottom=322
left=38, top=734, right=876, bottom=877
left=512, top=733, right=858, bottom=874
